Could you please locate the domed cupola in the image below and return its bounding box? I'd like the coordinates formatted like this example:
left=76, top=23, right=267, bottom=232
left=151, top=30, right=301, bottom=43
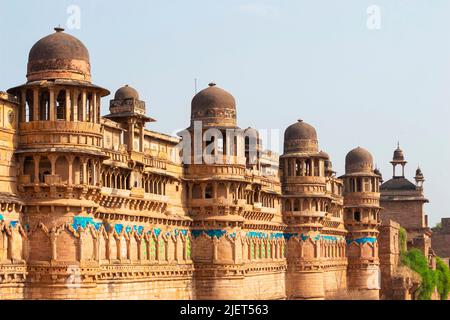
left=345, top=147, right=374, bottom=174
left=190, top=83, right=237, bottom=128
left=26, top=27, right=91, bottom=83
left=393, top=144, right=405, bottom=161
left=114, top=85, right=139, bottom=100
left=283, top=119, right=318, bottom=154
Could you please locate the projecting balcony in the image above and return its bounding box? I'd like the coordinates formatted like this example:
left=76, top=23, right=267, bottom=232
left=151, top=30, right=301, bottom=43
left=18, top=120, right=103, bottom=149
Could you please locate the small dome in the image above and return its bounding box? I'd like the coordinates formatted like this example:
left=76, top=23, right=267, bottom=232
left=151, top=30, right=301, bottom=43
left=114, top=85, right=139, bottom=100
left=27, top=27, right=91, bottom=82
left=393, top=144, right=405, bottom=161
left=416, top=167, right=423, bottom=177
left=190, top=83, right=236, bottom=127
left=345, top=147, right=374, bottom=174
left=283, top=120, right=318, bottom=154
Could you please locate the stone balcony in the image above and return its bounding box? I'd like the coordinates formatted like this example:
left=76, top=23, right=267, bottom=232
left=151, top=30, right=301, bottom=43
left=18, top=120, right=103, bottom=150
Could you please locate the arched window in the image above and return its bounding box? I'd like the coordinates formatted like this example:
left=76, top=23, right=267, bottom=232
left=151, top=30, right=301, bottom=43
left=56, top=90, right=67, bottom=120
left=192, top=184, right=202, bottom=199
left=39, top=90, right=50, bottom=121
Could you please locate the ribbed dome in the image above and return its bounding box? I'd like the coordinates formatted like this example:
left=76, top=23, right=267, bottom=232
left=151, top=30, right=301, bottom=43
left=190, top=83, right=236, bottom=127
left=345, top=147, right=374, bottom=174
left=114, top=85, right=139, bottom=100
left=283, top=120, right=318, bottom=154
left=27, top=27, right=91, bottom=82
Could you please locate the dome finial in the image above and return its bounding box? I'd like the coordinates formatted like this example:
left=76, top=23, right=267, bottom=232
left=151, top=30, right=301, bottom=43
left=54, top=25, right=65, bottom=33
left=297, top=119, right=303, bottom=123
left=208, top=82, right=216, bottom=87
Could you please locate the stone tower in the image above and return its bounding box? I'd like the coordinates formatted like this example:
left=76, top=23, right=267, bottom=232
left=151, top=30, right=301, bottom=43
left=181, top=83, right=285, bottom=299
left=380, top=145, right=431, bottom=255
left=281, top=120, right=346, bottom=299
left=7, top=27, right=110, bottom=297
left=341, top=147, right=381, bottom=300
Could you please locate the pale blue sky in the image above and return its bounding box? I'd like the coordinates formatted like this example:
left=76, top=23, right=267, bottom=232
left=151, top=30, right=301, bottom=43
left=1, top=1, right=449, bottom=226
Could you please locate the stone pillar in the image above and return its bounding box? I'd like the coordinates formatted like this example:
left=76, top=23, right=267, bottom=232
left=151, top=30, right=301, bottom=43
left=33, top=155, right=40, bottom=183
left=82, top=159, right=88, bottom=184
left=49, top=88, right=55, bottom=121
left=96, top=94, right=101, bottom=124
left=139, top=124, right=145, bottom=152
left=33, top=88, right=39, bottom=121
left=72, top=90, right=78, bottom=121
left=67, top=156, right=73, bottom=185
left=129, top=119, right=135, bottom=152
left=81, top=90, right=86, bottom=122
left=20, top=90, right=26, bottom=122
left=65, top=90, right=71, bottom=121
left=92, top=92, right=97, bottom=123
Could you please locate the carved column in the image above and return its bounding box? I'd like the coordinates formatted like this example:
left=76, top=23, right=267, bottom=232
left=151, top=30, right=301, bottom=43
left=65, top=89, right=71, bottom=121
left=49, top=88, right=55, bottom=121
left=33, top=88, right=39, bottom=121
left=20, top=89, right=26, bottom=122
left=67, top=155, right=74, bottom=185
left=33, top=155, right=40, bottom=183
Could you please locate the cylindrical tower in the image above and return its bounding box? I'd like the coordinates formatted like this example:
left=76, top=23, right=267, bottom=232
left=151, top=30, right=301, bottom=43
left=281, top=119, right=329, bottom=300
left=181, top=83, right=249, bottom=299
left=341, top=147, right=381, bottom=300
left=6, top=28, right=110, bottom=296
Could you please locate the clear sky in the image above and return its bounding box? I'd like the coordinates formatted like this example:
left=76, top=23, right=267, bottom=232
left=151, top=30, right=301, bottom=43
left=1, top=1, right=449, bottom=226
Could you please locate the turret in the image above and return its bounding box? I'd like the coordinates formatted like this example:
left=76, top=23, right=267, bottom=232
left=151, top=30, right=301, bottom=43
left=341, top=147, right=381, bottom=299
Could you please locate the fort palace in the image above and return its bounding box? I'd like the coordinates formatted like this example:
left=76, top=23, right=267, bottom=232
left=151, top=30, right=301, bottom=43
left=0, top=28, right=442, bottom=300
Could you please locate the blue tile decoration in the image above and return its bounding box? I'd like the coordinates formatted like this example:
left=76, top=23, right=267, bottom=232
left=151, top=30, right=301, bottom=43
left=347, top=237, right=377, bottom=245
left=125, top=225, right=132, bottom=234
left=72, top=217, right=95, bottom=230
left=191, top=229, right=227, bottom=238
left=114, top=224, right=123, bottom=234
left=0, top=214, right=3, bottom=221
left=10, top=221, right=18, bottom=228
left=246, top=231, right=268, bottom=239
left=154, top=228, right=162, bottom=237
left=270, top=233, right=284, bottom=239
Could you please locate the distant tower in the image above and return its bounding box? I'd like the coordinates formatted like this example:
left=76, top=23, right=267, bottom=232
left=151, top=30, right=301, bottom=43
left=391, top=143, right=407, bottom=178
left=341, top=147, right=381, bottom=300
left=380, top=146, right=431, bottom=255
left=415, top=167, right=425, bottom=189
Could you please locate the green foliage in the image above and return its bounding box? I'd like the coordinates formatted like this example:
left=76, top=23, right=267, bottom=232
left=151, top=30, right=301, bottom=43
left=433, top=222, right=442, bottom=231
left=398, top=227, right=408, bottom=254
left=435, top=257, right=450, bottom=300
left=401, top=249, right=437, bottom=300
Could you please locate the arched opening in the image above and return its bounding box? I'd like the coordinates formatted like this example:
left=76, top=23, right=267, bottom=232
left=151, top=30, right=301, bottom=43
left=192, top=184, right=202, bottom=199
left=293, top=199, right=300, bottom=211
left=39, top=90, right=50, bottom=121
left=217, top=183, right=227, bottom=198
left=205, top=183, right=213, bottom=199
left=23, top=156, right=35, bottom=182
left=354, top=211, right=361, bottom=222
left=55, top=156, right=69, bottom=182
left=39, top=156, right=51, bottom=183
left=356, top=178, right=362, bottom=192
left=285, top=199, right=292, bottom=211
left=72, top=157, right=82, bottom=184
left=25, top=89, right=34, bottom=122
left=56, top=90, right=67, bottom=120
left=86, top=92, right=92, bottom=122
left=77, top=93, right=83, bottom=121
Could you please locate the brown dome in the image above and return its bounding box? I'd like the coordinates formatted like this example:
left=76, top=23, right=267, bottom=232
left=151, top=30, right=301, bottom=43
left=114, top=85, right=139, bottom=100
left=27, top=27, right=91, bottom=82
left=190, top=83, right=237, bottom=127
left=345, top=147, right=374, bottom=174
left=283, top=120, right=318, bottom=154
left=393, top=145, right=405, bottom=161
